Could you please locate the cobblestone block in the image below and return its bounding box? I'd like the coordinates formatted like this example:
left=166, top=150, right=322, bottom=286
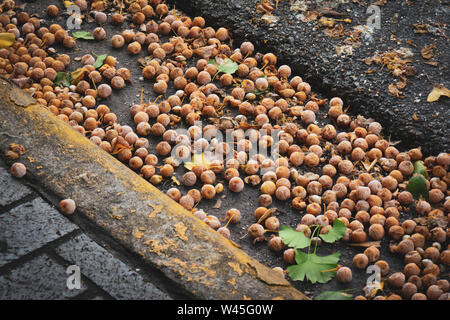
left=0, top=254, right=87, bottom=299
left=56, top=234, right=170, bottom=300
left=0, top=198, right=78, bottom=267
left=0, top=166, right=33, bottom=207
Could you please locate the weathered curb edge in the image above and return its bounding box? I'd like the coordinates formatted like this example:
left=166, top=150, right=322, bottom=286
left=0, top=79, right=309, bottom=300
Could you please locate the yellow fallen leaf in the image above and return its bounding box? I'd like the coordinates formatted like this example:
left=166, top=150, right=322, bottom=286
left=427, top=85, right=450, bottom=102
left=171, top=176, right=180, bottom=186
left=184, top=153, right=211, bottom=171
left=396, top=81, right=406, bottom=89
left=70, top=67, right=88, bottom=85
left=319, top=17, right=336, bottom=28
left=0, top=33, right=15, bottom=49
left=363, top=279, right=384, bottom=298
left=388, top=83, right=402, bottom=97
left=369, top=280, right=384, bottom=298
left=63, top=1, right=75, bottom=8
left=421, top=44, right=436, bottom=60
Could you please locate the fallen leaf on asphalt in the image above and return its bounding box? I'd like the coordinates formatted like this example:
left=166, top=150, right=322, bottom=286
left=257, top=208, right=275, bottom=225
left=364, top=57, right=373, bottom=65
left=315, top=290, right=353, bottom=300
left=55, top=72, right=71, bottom=87
left=212, top=199, right=222, bottom=209
left=319, top=219, right=346, bottom=243
left=171, top=176, right=181, bottom=186
left=427, top=85, right=450, bottom=102
left=406, top=174, right=429, bottom=200
left=288, top=251, right=340, bottom=284
left=290, top=0, right=308, bottom=12
left=9, top=143, right=26, bottom=155
left=424, top=61, right=438, bottom=67
left=301, top=11, right=319, bottom=22
left=372, top=0, right=387, bottom=6
left=396, top=81, right=406, bottom=89
left=93, top=53, right=109, bottom=69
left=319, top=17, right=336, bottom=28
left=256, top=1, right=274, bottom=14
left=184, top=153, right=212, bottom=170
left=72, top=31, right=94, bottom=40
left=421, top=44, right=436, bottom=59
left=260, top=13, right=279, bottom=24
left=388, top=83, right=402, bottom=97
left=63, top=1, right=75, bottom=8
left=413, top=23, right=430, bottom=34
left=70, top=67, right=88, bottom=85
left=0, top=33, right=15, bottom=49
left=363, top=280, right=384, bottom=298
left=348, top=241, right=381, bottom=248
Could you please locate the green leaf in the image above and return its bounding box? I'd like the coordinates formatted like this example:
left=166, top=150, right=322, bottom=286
left=315, top=290, right=353, bottom=300
left=209, top=58, right=238, bottom=75
left=254, top=89, right=269, bottom=96
left=406, top=174, right=429, bottom=200
left=319, top=219, right=346, bottom=243
left=54, top=72, right=71, bottom=87
left=93, top=53, right=108, bottom=69
left=279, top=226, right=311, bottom=249
left=219, top=59, right=239, bottom=74
left=413, top=161, right=428, bottom=179
left=72, top=31, right=94, bottom=40
left=287, top=250, right=340, bottom=284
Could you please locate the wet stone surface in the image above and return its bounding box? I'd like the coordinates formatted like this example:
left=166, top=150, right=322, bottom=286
left=56, top=234, right=171, bottom=300
left=0, top=197, right=79, bottom=267
left=0, top=254, right=87, bottom=299
left=0, top=166, right=34, bottom=206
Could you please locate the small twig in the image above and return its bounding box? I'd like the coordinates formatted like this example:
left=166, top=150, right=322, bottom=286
left=367, top=158, right=378, bottom=172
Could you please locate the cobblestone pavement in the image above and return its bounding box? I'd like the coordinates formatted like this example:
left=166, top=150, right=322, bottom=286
left=0, top=159, right=172, bottom=300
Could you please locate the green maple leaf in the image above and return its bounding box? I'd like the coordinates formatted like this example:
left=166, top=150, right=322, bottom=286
left=72, top=31, right=94, bottom=40
left=287, top=250, right=340, bottom=284
left=319, top=219, right=346, bottom=243
left=315, top=290, right=353, bottom=300
left=406, top=174, right=429, bottom=200
left=279, top=226, right=311, bottom=249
